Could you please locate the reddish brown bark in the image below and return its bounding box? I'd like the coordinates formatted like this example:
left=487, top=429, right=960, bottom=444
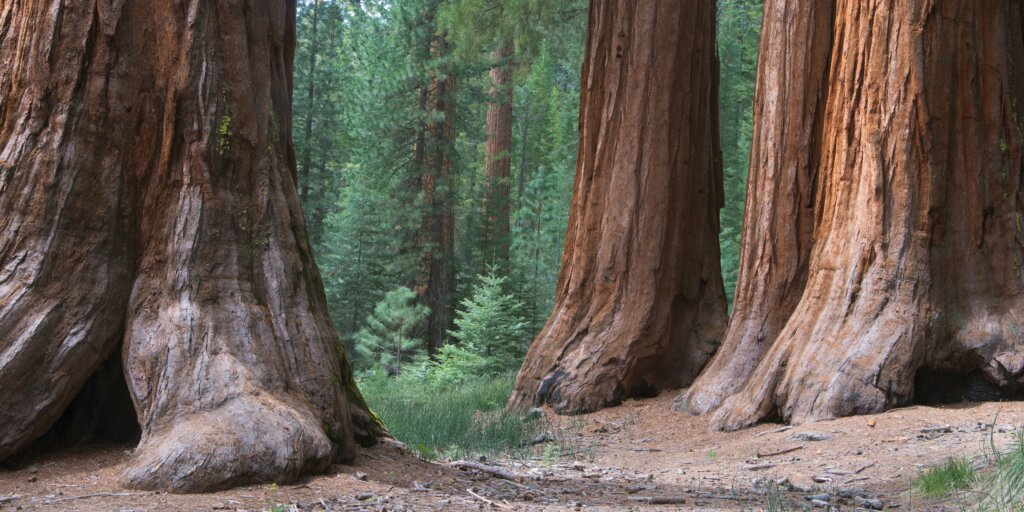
left=675, top=0, right=833, bottom=416
left=0, top=0, right=382, bottom=492
left=700, top=0, right=1024, bottom=430
left=509, top=0, right=727, bottom=414
left=482, top=41, right=514, bottom=272
left=418, top=35, right=457, bottom=355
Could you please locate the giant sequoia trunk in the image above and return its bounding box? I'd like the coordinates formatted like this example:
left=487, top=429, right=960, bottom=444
left=675, top=0, right=834, bottom=416
left=509, top=0, right=727, bottom=414
left=684, top=0, right=1024, bottom=430
left=0, top=0, right=382, bottom=492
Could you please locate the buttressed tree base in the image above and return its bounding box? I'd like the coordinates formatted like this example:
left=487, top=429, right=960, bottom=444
left=510, top=0, right=728, bottom=414
left=0, top=0, right=382, bottom=492
left=679, top=0, right=1024, bottom=430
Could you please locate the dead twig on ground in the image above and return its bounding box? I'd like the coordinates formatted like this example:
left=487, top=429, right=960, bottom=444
left=754, top=426, right=793, bottom=438
left=757, top=446, right=803, bottom=458
left=466, top=488, right=511, bottom=509
left=44, top=492, right=136, bottom=504
left=628, top=496, right=687, bottom=505
left=691, top=492, right=756, bottom=502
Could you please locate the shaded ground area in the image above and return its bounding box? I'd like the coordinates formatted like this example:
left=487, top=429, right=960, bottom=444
left=2, top=395, right=1021, bottom=510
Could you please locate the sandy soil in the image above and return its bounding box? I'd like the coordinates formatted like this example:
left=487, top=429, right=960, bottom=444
left=1, top=394, right=1020, bottom=511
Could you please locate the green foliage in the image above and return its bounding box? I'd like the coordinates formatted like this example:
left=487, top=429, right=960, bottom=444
left=717, top=0, right=763, bottom=306
left=294, top=0, right=354, bottom=245
left=438, top=0, right=584, bottom=66
left=913, top=457, right=977, bottom=499
left=353, top=287, right=429, bottom=374
left=318, top=161, right=422, bottom=345
left=358, top=373, right=539, bottom=460
left=433, top=269, right=529, bottom=382
left=295, top=2, right=764, bottom=462
left=509, top=35, right=581, bottom=329
left=303, top=0, right=458, bottom=344
left=296, top=0, right=587, bottom=350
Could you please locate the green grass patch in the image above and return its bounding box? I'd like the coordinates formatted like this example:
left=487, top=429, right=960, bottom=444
left=973, top=430, right=1024, bottom=511
left=914, top=457, right=977, bottom=499
left=358, top=373, right=540, bottom=460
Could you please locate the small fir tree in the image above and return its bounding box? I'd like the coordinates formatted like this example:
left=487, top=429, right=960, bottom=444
left=354, top=286, right=429, bottom=375
left=435, top=269, right=528, bottom=382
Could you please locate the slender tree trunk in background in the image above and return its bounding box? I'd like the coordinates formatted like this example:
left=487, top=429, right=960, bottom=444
left=532, top=190, right=544, bottom=328
left=482, top=41, right=514, bottom=272
left=417, top=35, right=457, bottom=355
left=675, top=0, right=833, bottom=416
left=0, top=0, right=382, bottom=492
left=509, top=0, right=727, bottom=414
left=300, top=0, right=321, bottom=206
left=705, top=0, right=1024, bottom=431
left=350, top=234, right=365, bottom=336
left=517, top=97, right=531, bottom=214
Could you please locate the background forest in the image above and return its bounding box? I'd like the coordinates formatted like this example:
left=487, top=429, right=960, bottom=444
left=293, top=0, right=761, bottom=457
left=7, top=0, right=1024, bottom=506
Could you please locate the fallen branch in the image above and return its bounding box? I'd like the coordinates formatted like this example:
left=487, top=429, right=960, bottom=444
left=757, top=446, right=803, bottom=458
left=0, top=495, right=19, bottom=505
left=843, top=476, right=870, bottom=485
left=451, top=461, right=520, bottom=482
left=466, top=488, right=512, bottom=510
left=691, top=492, right=756, bottom=502
left=45, top=492, right=136, bottom=504
left=744, top=462, right=777, bottom=471
left=628, top=496, right=687, bottom=505
left=854, top=461, right=876, bottom=474
left=754, top=426, right=793, bottom=438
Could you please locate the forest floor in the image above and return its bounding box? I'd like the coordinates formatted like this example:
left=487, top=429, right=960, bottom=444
left=1, top=394, right=1021, bottom=511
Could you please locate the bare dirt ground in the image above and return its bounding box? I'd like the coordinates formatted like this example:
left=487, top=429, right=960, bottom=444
left=1, top=394, right=1021, bottom=511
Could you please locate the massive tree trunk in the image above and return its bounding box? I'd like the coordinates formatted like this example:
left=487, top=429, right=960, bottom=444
left=509, top=0, right=728, bottom=414
left=418, top=35, right=457, bottom=355
left=0, top=0, right=383, bottom=492
left=675, top=0, right=833, bottom=416
left=481, top=41, right=514, bottom=272
left=695, top=0, right=1024, bottom=431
